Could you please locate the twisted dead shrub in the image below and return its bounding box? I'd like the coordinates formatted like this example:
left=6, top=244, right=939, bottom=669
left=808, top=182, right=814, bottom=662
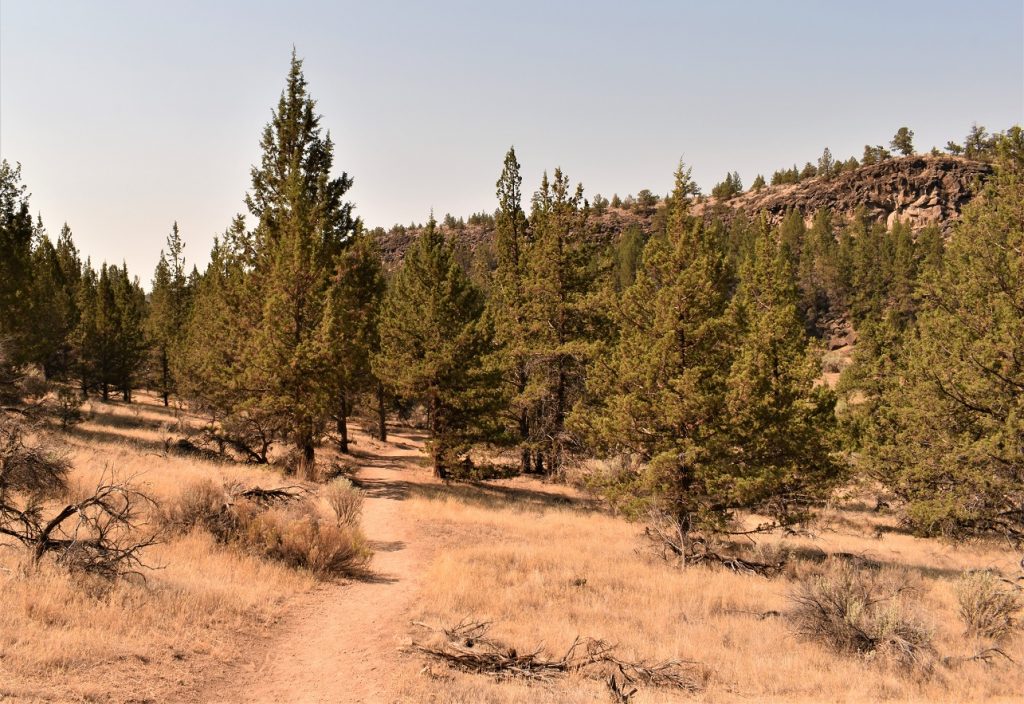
left=1, top=411, right=157, bottom=579
left=789, top=560, right=934, bottom=671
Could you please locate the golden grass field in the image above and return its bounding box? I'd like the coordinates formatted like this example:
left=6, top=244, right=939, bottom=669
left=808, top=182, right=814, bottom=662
left=1, top=392, right=1022, bottom=703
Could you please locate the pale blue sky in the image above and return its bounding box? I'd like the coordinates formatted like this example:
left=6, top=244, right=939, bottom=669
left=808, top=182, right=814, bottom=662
left=2, top=0, right=1022, bottom=280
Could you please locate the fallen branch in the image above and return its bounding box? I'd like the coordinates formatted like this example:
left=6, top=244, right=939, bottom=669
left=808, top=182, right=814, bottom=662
left=234, top=485, right=308, bottom=506
left=943, top=647, right=1016, bottom=667
left=409, top=620, right=705, bottom=693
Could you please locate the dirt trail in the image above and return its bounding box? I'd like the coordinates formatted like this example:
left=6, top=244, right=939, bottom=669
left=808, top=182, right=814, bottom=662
left=202, top=430, right=430, bottom=704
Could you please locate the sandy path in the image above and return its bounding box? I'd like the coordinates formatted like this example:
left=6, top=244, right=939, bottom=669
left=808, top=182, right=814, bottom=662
left=201, top=430, right=429, bottom=704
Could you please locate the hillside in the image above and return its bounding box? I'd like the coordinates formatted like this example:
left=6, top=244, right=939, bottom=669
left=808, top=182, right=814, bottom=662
left=696, top=155, right=992, bottom=233
left=375, top=155, right=993, bottom=265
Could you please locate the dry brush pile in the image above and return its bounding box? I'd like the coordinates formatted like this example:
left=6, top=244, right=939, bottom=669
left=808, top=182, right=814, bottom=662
left=410, top=618, right=708, bottom=700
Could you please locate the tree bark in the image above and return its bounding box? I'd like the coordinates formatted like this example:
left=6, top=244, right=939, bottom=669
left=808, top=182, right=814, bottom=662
left=517, top=366, right=530, bottom=473
left=337, top=393, right=349, bottom=454
left=101, top=383, right=109, bottom=401
left=376, top=381, right=387, bottom=442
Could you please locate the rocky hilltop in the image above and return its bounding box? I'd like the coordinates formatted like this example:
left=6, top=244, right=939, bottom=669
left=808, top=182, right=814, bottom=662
left=696, top=155, right=992, bottom=233
left=375, top=155, right=992, bottom=265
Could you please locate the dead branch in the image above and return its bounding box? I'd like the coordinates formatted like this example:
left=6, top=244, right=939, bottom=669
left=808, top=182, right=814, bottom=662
left=408, top=620, right=704, bottom=693
left=606, top=673, right=637, bottom=703
left=943, top=647, right=1016, bottom=667
left=643, top=511, right=784, bottom=577
left=232, top=484, right=308, bottom=506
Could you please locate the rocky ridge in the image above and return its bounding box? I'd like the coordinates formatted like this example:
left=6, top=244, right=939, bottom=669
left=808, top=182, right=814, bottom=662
left=374, top=155, right=993, bottom=265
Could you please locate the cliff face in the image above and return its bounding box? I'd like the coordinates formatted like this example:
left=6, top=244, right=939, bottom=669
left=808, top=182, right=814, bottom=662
left=375, top=156, right=993, bottom=265
left=695, top=156, right=992, bottom=233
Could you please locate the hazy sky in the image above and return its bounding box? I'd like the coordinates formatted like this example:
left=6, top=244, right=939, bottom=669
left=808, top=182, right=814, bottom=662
left=2, top=0, right=1022, bottom=281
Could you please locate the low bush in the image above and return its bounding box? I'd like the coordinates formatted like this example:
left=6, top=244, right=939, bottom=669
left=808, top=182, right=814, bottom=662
left=238, top=501, right=370, bottom=575
left=160, top=478, right=370, bottom=576
left=956, top=570, right=1021, bottom=641
left=789, top=560, right=934, bottom=671
left=322, top=477, right=363, bottom=527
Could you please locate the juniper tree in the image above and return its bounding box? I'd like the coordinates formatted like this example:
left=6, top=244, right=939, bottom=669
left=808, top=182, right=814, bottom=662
left=373, top=216, right=501, bottom=478
left=243, top=51, right=358, bottom=466
left=25, top=218, right=78, bottom=378
left=722, top=225, right=840, bottom=530
left=573, top=161, right=737, bottom=530
left=319, top=229, right=385, bottom=453
left=859, top=136, right=1024, bottom=542
left=521, top=168, right=594, bottom=473
left=178, top=218, right=277, bottom=462
left=148, top=223, right=190, bottom=406
left=0, top=160, right=34, bottom=369
left=489, top=147, right=532, bottom=471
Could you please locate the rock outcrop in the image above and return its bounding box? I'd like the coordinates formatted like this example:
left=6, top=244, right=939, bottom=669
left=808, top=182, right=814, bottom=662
left=375, top=156, right=993, bottom=265
left=695, top=155, right=992, bottom=233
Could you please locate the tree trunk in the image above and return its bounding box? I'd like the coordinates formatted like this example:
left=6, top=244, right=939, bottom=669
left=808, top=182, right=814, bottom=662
left=301, top=439, right=315, bottom=469
left=517, top=367, right=530, bottom=473
left=429, top=393, right=446, bottom=479
left=433, top=445, right=448, bottom=480
left=534, top=450, right=545, bottom=474
left=376, top=381, right=387, bottom=442
left=101, top=383, right=109, bottom=401
left=337, top=393, right=349, bottom=454
left=161, top=351, right=170, bottom=406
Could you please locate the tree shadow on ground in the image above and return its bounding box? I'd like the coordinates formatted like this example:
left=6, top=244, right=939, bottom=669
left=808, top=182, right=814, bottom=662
left=352, top=474, right=599, bottom=513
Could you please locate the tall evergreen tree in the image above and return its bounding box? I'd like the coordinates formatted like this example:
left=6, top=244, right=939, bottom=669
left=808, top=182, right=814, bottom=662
left=520, top=168, right=595, bottom=473
left=318, top=229, right=385, bottom=453
left=573, top=161, right=737, bottom=530
left=859, top=145, right=1024, bottom=542
left=242, top=51, right=358, bottom=466
left=723, top=225, right=840, bottom=528
left=373, top=216, right=501, bottom=478
left=148, top=222, right=190, bottom=406
left=489, top=147, right=532, bottom=471
left=0, top=161, right=35, bottom=369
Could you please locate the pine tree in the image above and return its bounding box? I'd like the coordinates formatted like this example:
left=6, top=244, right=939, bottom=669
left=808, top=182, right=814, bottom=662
left=148, top=222, right=190, bottom=406
left=859, top=147, right=1024, bottom=541
left=243, top=51, right=359, bottom=466
left=319, top=229, right=385, bottom=453
left=521, top=168, right=594, bottom=473
left=373, top=216, right=501, bottom=478
left=890, top=127, right=915, bottom=156
left=490, top=147, right=532, bottom=471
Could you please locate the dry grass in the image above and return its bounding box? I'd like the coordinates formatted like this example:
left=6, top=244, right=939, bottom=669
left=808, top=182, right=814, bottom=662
left=399, top=480, right=1024, bottom=703
left=0, top=392, right=326, bottom=701
left=4, top=391, right=1024, bottom=702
